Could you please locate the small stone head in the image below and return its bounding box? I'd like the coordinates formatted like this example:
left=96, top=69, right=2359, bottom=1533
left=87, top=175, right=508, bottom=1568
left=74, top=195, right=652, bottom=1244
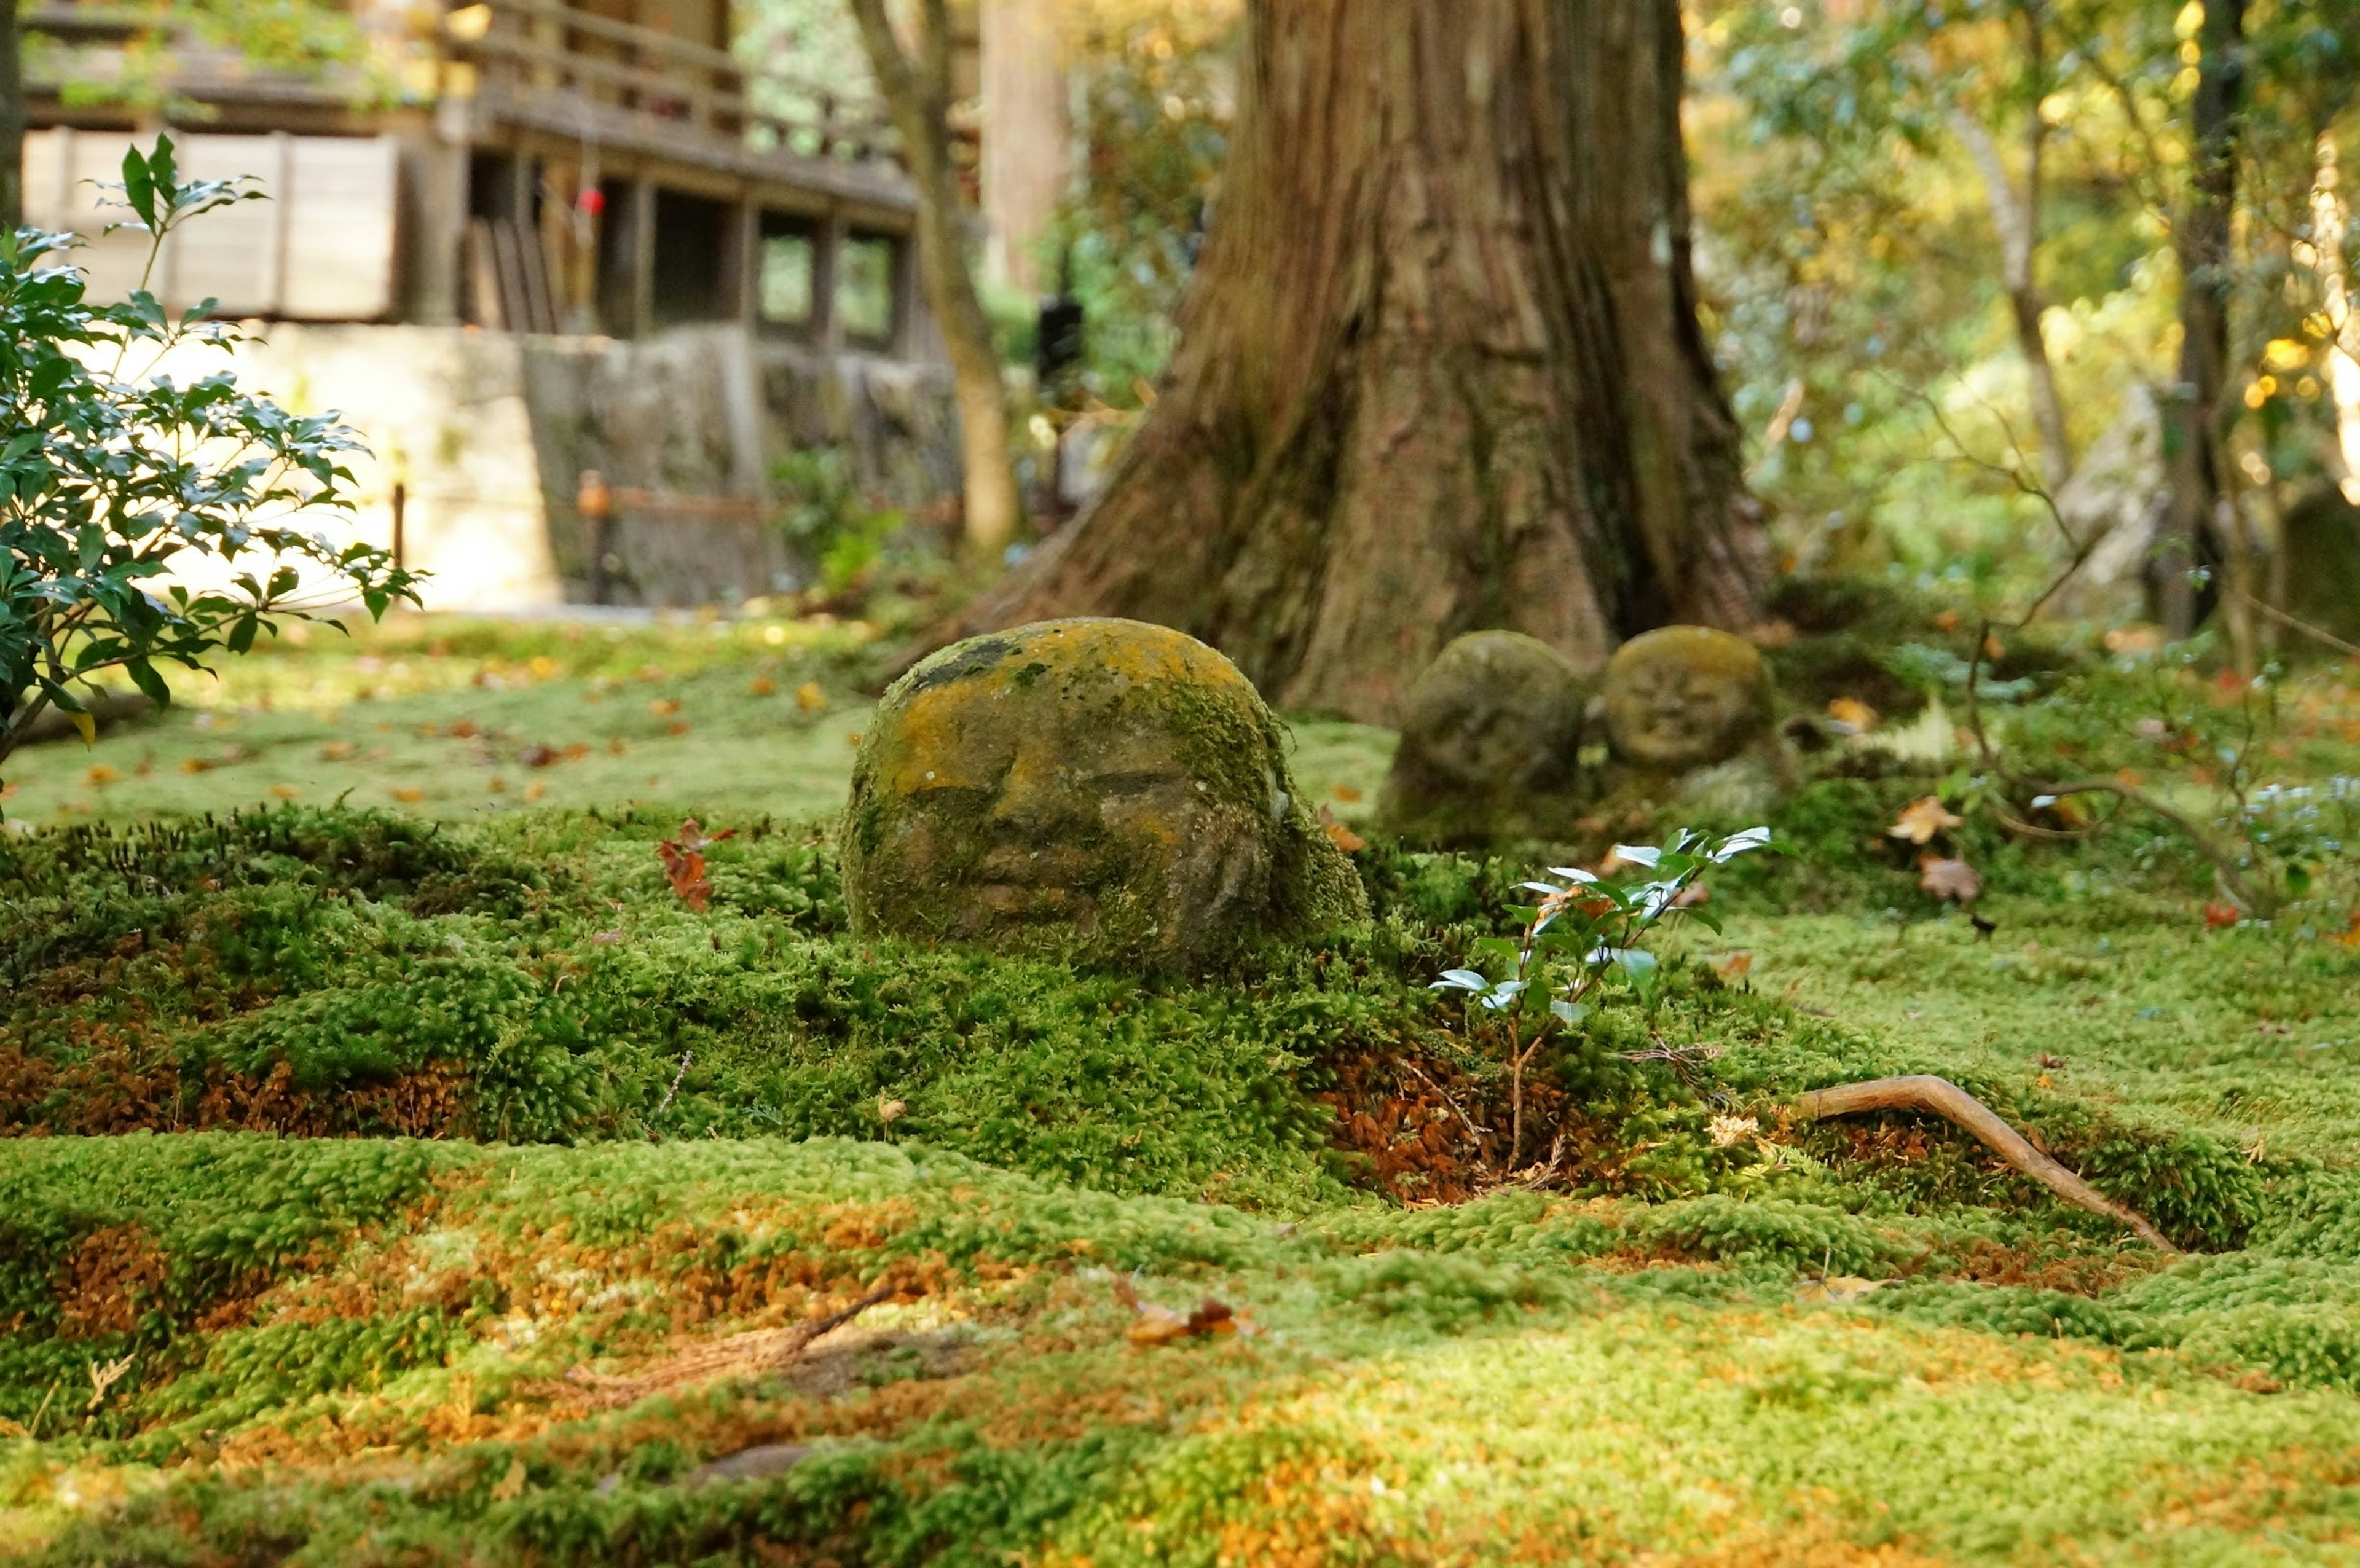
left=841, top=618, right=1366, bottom=971
left=1377, top=631, right=1589, bottom=847
left=1600, top=626, right=1772, bottom=773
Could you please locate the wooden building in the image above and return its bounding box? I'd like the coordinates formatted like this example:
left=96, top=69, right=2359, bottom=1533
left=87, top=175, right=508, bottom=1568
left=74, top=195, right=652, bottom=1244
left=18, top=0, right=945, bottom=359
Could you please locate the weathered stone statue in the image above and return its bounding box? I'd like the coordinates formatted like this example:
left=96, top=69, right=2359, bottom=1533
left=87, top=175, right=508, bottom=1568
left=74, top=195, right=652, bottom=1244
left=841, top=618, right=1368, bottom=970
left=1376, top=630, right=1591, bottom=847
left=1594, top=625, right=1788, bottom=818
left=1600, top=626, right=1774, bottom=772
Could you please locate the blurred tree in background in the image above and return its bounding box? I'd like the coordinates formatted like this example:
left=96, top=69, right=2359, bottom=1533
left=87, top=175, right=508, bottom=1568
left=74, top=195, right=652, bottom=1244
left=1691, top=0, right=2360, bottom=651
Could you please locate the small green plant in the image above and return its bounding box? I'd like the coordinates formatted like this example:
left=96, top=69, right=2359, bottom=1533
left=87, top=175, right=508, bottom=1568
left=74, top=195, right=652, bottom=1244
left=1432, top=826, right=1771, bottom=1172
left=771, top=448, right=907, bottom=594
left=0, top=136, right=417, bottom=783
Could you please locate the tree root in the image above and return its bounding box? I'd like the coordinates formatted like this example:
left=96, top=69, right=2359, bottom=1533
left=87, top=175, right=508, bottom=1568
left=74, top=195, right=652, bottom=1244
left=1793, top=1075, right=2179, bottom=1253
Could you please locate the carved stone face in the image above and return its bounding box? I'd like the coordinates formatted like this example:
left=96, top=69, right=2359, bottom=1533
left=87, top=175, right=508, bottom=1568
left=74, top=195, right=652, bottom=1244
left=841, top=619, right=1364, bottom=970
left=1600, top=626, right=1772, bottom=772
left=1377, top=631, right=1590, bottom=847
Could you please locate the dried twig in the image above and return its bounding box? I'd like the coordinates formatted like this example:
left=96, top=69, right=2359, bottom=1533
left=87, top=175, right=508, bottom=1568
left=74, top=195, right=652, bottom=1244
left=2020, top=775, right=2267, bottom=914
left=565, top=1284, right=895, bottom=1410
left=85, top=1354, right=134, bottom=1416
left=1795, top=1075, right=2176, bottom=1252
left=2230, top=587, right=2360, bottom=662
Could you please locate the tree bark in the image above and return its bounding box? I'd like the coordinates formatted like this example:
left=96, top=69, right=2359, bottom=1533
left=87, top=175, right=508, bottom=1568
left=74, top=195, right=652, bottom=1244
left=932, top=0, right=1762, bottom=724
left=848, top=0, right=1021, bottom=559
left=0, top=0, right=25, bottom=230
left=2159, top=0, right=2244, bottom=644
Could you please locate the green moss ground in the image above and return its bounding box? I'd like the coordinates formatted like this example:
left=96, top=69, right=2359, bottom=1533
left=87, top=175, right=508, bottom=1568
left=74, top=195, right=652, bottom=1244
left=6, top=614, right=2360, bottom=1564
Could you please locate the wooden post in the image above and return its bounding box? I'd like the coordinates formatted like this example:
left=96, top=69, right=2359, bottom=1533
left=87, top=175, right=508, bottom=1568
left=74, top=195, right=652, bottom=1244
left=406, top=123, right=472, bottom=326
left=628, top=178, right=656, bottom=337
left=257, top=131, right=293, bottom=316
left=889, top=225, right=919, bottom=358
left=722, top=191, right=759, bottom=327
left=578, top=469, right=613, bottom=604
left=391, top=481, right=408, bottom=573
left=813, top=206, right=844, bottom=352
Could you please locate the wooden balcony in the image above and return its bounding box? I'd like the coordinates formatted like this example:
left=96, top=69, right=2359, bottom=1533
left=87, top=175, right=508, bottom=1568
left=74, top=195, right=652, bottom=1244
left=18, top=0, right=933, bottom=342
left=440, top=0, right=909, bottom=210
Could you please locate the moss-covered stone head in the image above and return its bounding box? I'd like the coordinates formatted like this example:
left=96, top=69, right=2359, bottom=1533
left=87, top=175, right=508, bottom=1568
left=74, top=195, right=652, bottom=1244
left=1377, top=630, right=1591, bottom=847
left=1601, top=625, right=1773, bottom=772
left=841, top=618, right=1367, bottom=971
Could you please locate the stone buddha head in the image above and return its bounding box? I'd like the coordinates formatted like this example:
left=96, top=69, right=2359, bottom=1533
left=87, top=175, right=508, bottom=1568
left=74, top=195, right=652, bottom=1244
left=1377, top=630, right=1591, bottom=847
left=1600, top=625, right=1773, bottom=773
left=840, top=619, right=1366, bottom=971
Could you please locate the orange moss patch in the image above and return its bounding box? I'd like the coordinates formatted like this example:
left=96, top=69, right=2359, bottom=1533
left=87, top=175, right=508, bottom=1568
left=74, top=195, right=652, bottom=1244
left=56, top=1223, right=171, bottom=1338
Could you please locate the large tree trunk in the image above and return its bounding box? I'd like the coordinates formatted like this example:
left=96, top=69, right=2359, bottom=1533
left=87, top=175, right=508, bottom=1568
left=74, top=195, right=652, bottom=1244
left=935, top=0, right=1761, bottom=724
left=848, top=0, right=1021, bottom=560
left=2158, top=0, right=2244, bottom=647
left=1, top=2, right=24, bottom=229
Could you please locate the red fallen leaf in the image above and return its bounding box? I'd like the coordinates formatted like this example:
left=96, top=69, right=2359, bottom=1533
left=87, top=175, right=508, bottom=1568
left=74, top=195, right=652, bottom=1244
left=1918, top=855, right=1982, bottom=903
left=1715, top=951, right=1754, bottom=981
left=521, top=743, right=559, bottom=768
left=2204, top=901, right=2243, bottom=929
left=658, top=817, right=736, bottom=911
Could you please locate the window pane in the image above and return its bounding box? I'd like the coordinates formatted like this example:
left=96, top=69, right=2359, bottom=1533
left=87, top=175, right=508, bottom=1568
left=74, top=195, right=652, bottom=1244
left=836, top=235, right=896, bottom=343
left=760, top=233, right=814, bottom=324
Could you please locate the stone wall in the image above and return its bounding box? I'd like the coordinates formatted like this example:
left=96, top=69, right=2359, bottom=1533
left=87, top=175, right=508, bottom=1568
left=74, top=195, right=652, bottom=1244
left=218, top=323, right=960, bottom=611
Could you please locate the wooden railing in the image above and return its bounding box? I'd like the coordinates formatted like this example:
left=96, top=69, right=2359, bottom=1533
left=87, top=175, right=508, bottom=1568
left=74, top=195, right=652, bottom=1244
left=19, top=0, right=899, bottom=172
left=446, top=0, right=896, bottom=166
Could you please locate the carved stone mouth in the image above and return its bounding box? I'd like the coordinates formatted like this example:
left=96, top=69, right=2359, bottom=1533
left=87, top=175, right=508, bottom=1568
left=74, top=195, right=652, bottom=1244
left=976, top=880, right=1075, bottom=915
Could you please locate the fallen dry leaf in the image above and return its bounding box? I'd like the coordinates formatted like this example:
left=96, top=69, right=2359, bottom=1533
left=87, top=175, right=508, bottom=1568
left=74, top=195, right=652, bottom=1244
left=1714, top=951, right=1754, bottom=981
left=2329, top=915, right=2360, bottom=948
left=269, top=784, right=301, bottom=801
left=648, top=699, right=681, bottom=718
left=749, top=677, right=777, bottom=696
left=1825, top=696, right=1878, bottom=732
left=1126, top=1304, right=1195, bottom=1347
left=1918, top=855, right=1981, bottom=903
left=1112, top=1278, right=1246, bottom=1348
left=1316, top=803, right=1365, bottom=853
left=2204, top=901, right=2243, bottom=929
left=658, top=818, right=736, bottom=912
left=448, top=718, right=481, bottom=739
left=795, top=681, right=828, bottom=713
left=393, top=786, right=426, bottom=804
left=1932, top=609, right=1962, bottom=632
left=1887, top=796, right=1964, bottom=845
left=1333, top=785, right=1363, bottom=804
left=1795, top=1276, right=1887, bottom=1305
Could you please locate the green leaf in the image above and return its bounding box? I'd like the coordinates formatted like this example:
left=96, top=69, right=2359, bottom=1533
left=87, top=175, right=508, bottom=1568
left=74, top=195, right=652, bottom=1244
left=120, top=142, right=159, bottom=232
left=125, top=657, right=171, bottom=708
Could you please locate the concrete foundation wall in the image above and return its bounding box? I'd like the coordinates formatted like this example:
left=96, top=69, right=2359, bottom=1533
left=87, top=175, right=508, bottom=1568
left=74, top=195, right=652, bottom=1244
left=229, top=323, right=960, bottom=611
